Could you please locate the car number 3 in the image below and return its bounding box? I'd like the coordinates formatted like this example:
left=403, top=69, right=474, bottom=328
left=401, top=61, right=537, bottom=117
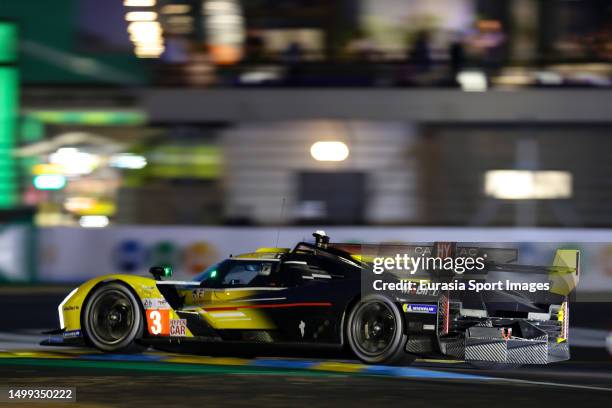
left=149, top=311, right=162, bottom=334
left=146, top=309, right=169, bottom=335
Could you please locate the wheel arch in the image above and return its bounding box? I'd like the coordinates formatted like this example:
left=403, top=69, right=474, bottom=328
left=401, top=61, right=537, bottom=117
left=340, top=295, right=361, bottom=346
left=79, top=279, right=147, bottom=341
left=340, top=294, right=407, bottom=346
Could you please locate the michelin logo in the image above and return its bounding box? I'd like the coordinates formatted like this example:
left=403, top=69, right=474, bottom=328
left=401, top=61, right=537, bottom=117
left=63, top=330, right=82, bottom=338
left=403, top=304, right=437, bottom=314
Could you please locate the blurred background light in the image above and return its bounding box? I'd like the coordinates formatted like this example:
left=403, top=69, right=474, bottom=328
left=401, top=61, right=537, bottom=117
left=161, top=4, right=191, bottom=14
left=32, top=164, right=64, bottom=176
left=64, top=197, right=96, bottom=213
left=110, top=153, right=147, bottom=169
left=125, top=11, right=158, bottom=22
left=202, top=0, right=245, bottom=64
left=49, top=148, right=100, bottom=176
left=65, top=198, right=115, bottom=216
left=27, top=110, right=147, bottom=126
left=310, top=141, right=350, bottom=162
left=33, top=174, right=66, bottom=190
left=128, top=21, right=162, bottom=33
left=0, top=22, right=18, bottom=63
left=535, top=71, right=564, bottom=86
left=79, top=215, right=110, bottom=228
left=0, top=67, right=18, bottom=208
left=457, top=71, right=488, bottom=92
left=124, top=0, right=155, bottom=6
left=239, top=70, right=280, bottom=84
left=485, top=170, right=572, bottom=200
left=126, top=8, right=164, bottom=58
left=0, top=22, right=18, bottom=208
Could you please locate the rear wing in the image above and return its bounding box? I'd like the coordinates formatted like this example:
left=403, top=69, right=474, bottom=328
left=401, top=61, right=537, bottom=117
left=489, top=249, right=579, bottom=296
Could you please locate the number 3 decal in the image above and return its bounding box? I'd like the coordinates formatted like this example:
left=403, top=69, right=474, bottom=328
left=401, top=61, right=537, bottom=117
left=149, top=310, right=162, bottom=334
left=146, top=309, right=169, bottom=335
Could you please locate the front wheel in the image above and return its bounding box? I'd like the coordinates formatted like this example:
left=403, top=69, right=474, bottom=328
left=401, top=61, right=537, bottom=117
left=346, top=295, right=412, bottom=365
left=82, top=282, right=146, bottom=353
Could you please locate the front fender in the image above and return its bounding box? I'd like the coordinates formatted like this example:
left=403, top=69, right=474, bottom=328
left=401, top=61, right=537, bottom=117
left=60, top=274, right=162, bottom=332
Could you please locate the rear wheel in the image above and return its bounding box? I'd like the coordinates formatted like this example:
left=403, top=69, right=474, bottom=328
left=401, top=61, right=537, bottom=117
left=346, top=295, right=412, bottom=365
left=82, top=282, right=146, bottom=353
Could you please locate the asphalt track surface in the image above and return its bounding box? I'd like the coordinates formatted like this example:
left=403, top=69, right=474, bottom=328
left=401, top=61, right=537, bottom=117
left=0, top=288, right=611, bottom=407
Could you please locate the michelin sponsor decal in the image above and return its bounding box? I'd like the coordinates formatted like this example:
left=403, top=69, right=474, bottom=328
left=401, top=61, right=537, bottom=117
left=63, top=330, right=82, bottom=338
left=403, top=304, right=438, bottom=314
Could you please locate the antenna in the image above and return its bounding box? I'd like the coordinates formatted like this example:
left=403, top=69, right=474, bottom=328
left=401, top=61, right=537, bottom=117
left=275, top=197, right=286, bottom=247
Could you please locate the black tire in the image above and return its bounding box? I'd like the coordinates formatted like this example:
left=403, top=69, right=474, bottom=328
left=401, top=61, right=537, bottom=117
left=82, top=282, right=146, bottom=353
left=346, top=295, right=412, bottom=365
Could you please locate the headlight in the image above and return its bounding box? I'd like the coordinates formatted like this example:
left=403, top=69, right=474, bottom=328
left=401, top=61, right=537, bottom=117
left=57, top=288, right=79, bottom=329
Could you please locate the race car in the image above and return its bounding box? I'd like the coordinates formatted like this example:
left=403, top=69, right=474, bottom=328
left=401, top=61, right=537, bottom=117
left=44, top=232, right=579, bottom=366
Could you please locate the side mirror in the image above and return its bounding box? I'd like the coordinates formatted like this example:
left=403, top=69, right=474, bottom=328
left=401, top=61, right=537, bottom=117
left=149, top=266, right=172, bottom=280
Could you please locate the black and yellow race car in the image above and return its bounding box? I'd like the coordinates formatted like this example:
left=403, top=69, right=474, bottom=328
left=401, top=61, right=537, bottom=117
left=45, top=232, right=578, bottom=366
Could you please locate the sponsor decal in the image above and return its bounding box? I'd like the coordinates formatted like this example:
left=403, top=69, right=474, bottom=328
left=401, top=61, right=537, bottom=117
left=170, top=319, right=187, bottom=337
left=62, top=305, right=79, bottom=311
left=192, top=288, right=208, bottom=302
left=63, top=330, right=81, bottom=338
left=434, top=242, right=456, bottom=259
left=142, top=298, right=170, bottom=310
left=403, top=303, right=438, bottom=314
